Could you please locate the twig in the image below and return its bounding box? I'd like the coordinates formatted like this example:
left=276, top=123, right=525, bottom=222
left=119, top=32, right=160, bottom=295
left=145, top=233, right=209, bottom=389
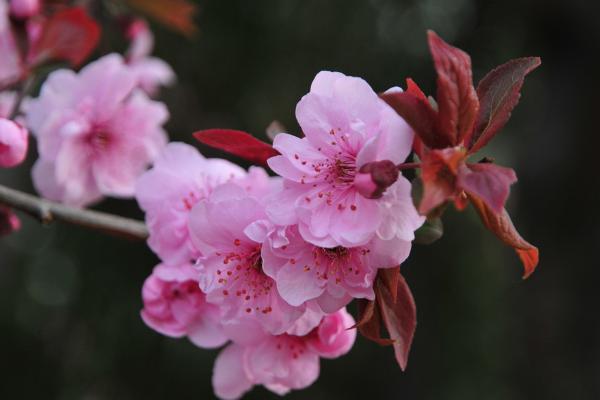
left=0, top=184, right=148, bottom=240
left=397, top=162, right=421, bottom=171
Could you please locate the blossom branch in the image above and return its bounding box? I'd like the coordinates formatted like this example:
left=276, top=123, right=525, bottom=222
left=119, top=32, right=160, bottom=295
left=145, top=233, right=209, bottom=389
left=0, top=184, right=148, bottom=240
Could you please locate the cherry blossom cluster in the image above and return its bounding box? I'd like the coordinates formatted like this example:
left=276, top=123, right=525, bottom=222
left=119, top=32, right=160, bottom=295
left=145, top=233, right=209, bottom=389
left=135, top=70, right=424, bottom=398
left=0, top=1, right=541, bottom=398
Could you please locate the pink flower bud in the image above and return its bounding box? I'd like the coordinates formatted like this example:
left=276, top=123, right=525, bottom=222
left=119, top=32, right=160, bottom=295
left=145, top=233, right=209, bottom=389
left=9, top=0, right=40, bottom=19
left=0, top=206, right=20, bottom=236
left=0, top=118, right=28, bottom=168
left=354, top=160, right=399, bottom=199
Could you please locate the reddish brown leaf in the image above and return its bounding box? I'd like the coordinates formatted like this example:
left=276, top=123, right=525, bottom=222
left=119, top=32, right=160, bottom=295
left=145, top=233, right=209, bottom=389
left=419, top=147, right=467, bottom=215
left=126, top=0, right=198, bottom=37
left=458, top=162, right=517, bottom=214
left=378, top=267, right=400, bottom=304
left=356, top=301, right=394, bottom=345
left=427, top=30, right=479, bottom=146
left=28, top=7, right=100, bottom=68
left=469, top=194, right=539, bottom=278
left=353, top=298, right=376, bottom=329
left=381, top=89, right=445, bottom=149
left=405, top=78, right=429, bottom=102
left=467, top=57, right=541, bottom=153
left=376, top=273, right=417, bottom=370
left=194, top=129, right=280, bottom=167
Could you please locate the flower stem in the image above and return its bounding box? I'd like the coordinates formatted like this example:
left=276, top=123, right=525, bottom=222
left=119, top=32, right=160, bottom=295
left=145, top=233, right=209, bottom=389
left=397, top=162, right=421, bottom=171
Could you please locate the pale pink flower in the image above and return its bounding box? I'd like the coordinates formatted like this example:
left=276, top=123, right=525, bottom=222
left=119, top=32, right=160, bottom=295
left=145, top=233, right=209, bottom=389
left=261, top=224, right=412, bottom=313
left=0, top=205, right=20, bottom=236
left=125, top=18, right=175, bottom=95
left=0, top=91, right=17, bottom=118
left=141, top=263, right=227, bottom=349
left=0, top=118, right=27, bottom=168
left=212, top=308, right=356, bottom=399
left=267, top=71, right=420, bottom=247
left=136, top=142, right=246, bottom=266
left=189, top=183, right=304, bottom=335
left=9, top=0, right=40, bottom=19
left=0, top=0, right=23, bottom=87
left=26, top=54, right=168, bottom=206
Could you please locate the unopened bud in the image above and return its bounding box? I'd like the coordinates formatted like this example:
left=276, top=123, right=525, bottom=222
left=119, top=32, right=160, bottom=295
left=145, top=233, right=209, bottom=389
left=0, top=118, right=28, bottom=168
left=0, top=206, right=20, bottom=236
left=354, top=160, right=399, bottom=199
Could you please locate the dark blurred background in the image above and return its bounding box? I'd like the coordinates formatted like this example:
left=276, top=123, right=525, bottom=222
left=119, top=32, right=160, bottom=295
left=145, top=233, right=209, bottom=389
left=2, top=0, right=600, bottom=398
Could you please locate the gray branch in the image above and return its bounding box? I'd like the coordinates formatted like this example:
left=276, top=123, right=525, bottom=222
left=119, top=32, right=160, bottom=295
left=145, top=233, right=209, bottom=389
left=0, top=184, right=148, bottom=240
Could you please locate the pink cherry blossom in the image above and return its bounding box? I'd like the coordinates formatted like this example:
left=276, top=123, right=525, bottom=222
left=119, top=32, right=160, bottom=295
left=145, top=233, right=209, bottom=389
left=212, top=308, right=356, bottom=399
left=125, top=18, right=175, bottom=95
left=261, top=224, right=412, bottom=313
left=9, top=0, right=40, bottom=19
left=0, top=205, right=20, bottom=236
left=0, top=0, right=23, bottom=87
left=26, top=53, right=168, bottom=206
left=136, top=142, right=246, bottom=266
left=0, top=91, right=17, bottom=118
left=141, top=263, right=227, bottom=349
left=189, top=183, right=304, bottom=335
left=267, top=71, right=420, bottom=248
left=0, top=117, right=28, bottom=167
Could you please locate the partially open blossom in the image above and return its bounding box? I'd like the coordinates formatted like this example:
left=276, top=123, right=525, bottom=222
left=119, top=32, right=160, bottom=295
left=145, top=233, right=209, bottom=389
left=189, top=182, right=304, bottom=335
left=354, top=160, right=399, bottom=199
left=261, top=224, right=412, bottom=312
left=9, top=0, right=40, bottom=19
left=267, top=71, right=419, bottom=248
left=27, top=53, right=168, bottom=206
left=141, top=263, right=228, bottom=348
left=125, top=18, right=175, bottom=95
left=0, top=205, right=20, bottom=236
left=212, top=308, right=356, bottom=399
left=136, top=142, right=246, bottom=266
left=0, top=118, right=28, bottom=167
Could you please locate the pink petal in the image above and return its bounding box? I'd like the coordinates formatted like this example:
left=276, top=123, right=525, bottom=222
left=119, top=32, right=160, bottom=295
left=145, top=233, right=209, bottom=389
left=212, top=344, right=254, bottom=400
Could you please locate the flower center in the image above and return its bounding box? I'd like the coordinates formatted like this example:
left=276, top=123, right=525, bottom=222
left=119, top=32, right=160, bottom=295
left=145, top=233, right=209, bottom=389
left=331, top=158, right=356, bottom=184
left=216, top=244, right=275, bottom=315
left=307, top=245, right=370, bottom=282
left=87, top=129, right=112, bottom=152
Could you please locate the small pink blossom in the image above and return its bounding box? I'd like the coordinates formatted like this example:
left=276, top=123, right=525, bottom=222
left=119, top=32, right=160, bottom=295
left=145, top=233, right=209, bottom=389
left=267, top=71, right=421, bottom=248
left=212, top=308, right=356, bottom=399
left=0, top=0, right=23, bottom=87
left=136, top=142, right=246, bottom=266
left=0, top=205, right=20, bottom=236
left=189, top=183, right=304, bottom=335
left=0, top=118, right=28, bottom=167
left=141, top=263, right=227, bottom=348
left=26, top=54, right=168, bottom=206
left=261, top=224, right=413, bottom=313
left=125, top=18, right=175, bottom=95
left=9, top=0, right=40, bottom=19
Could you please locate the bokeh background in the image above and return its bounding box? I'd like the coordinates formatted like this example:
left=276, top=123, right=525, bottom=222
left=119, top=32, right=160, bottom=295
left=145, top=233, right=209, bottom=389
left=2, top=0, right=600, bottom=398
